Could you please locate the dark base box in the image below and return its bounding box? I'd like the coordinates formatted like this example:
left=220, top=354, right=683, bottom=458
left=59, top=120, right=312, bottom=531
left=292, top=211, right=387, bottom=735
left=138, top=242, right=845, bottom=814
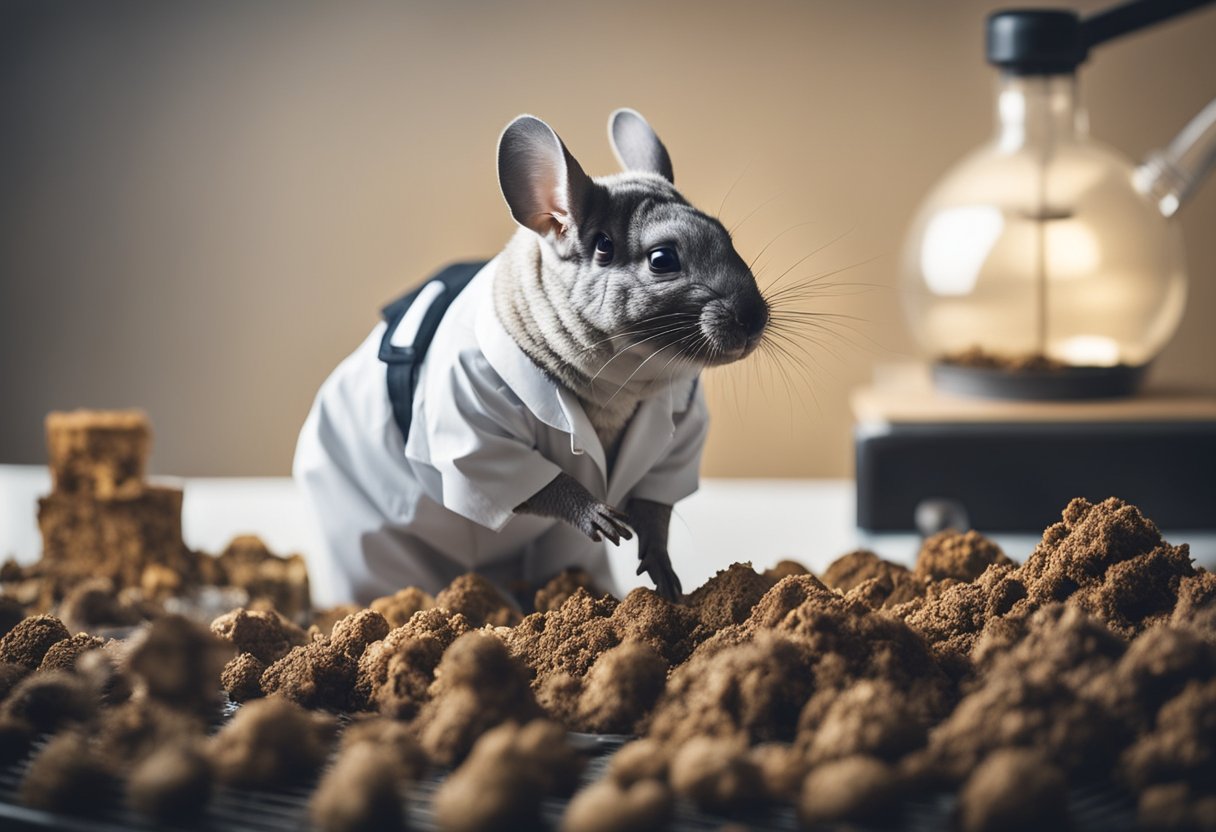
left=855, top=420, right=1216, bottom=532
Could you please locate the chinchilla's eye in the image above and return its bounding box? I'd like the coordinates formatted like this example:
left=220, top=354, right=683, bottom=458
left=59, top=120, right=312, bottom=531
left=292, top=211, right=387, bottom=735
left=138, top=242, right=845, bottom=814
left=648, top=247, right=681, bottom=275
left=593, top=233, right=614, bottom=265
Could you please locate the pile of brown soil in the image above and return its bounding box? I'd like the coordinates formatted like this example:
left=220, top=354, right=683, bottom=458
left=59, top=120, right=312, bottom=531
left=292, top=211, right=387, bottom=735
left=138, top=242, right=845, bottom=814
left=19, top=729, right=116, bottom=815
left=310, top=741, right=406, bottom=832
left=563, top=738, right=674, bottom=831
left=915, top=529, right=1013, bottom=583
left=533, top=568, right=601, bottom=614
left=686, top=562, right=772, bottom=630
left=57, top=579, right=147, bottom=633
left=503, top=563, right=779, bottom=727
left=415, top=631, right=544, bottom=765
left=0, top=615, right=70, bottom=669
left=900, top=498, right=1196, bottom=663
left=123, top=615, right=232, bottom=715
left=208, top=697, right=336, bottom=788
left=433, top=720, right=581, bottom=832
left=210, top=608, right=307, bottom=664
left=1, top=457, right=1213, bottom=831
left=573, top=641, right=667, bottom=734
left=1019, top=497, right=1194, bottom=637
left=257, top=611, right=388, bottom=713
left=955, top=748, right=1068, bottom=832
left=1, top=671, right=97, bottom=734
left=213, top=536, right=311, bottom=622
left=126, top=742, right=213, bottom=823
left=647, top=574, right=953, bottom=760
left=503, top=589, right=620, bottom=682
left=434, top=574, right=521, bottom=628
left=2, top=411, right=312, bottom=627
left=357, top=608, right=473, bottom=718
left=369, top=586, right=434, bottom=627
left=0, top=611, right=306, bottom=820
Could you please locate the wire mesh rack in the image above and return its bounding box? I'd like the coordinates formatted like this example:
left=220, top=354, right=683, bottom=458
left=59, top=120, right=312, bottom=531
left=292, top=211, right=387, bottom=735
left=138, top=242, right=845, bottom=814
left=0, top=708, right=1139, bottom=832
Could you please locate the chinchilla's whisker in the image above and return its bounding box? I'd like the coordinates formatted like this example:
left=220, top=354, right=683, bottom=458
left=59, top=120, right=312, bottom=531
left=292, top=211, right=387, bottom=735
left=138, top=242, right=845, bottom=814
left=646, top=334, right=697, bottom=394
left=752, top=342, right=780, bottom=407
left=768, top=314, right=887, bottom=354
left=716, top=157, right=754, bottom=223
left=646, top=332, right=709, bottom=400
left=758, top=338, right=817, bottom=416
left=604, top=331, right=701, bottom=407
left=770, top=309, right=868, bottom=323
left=770, top=324, right=854, bottom=369
left=768, top=319, right=852, bottom=347
left=747, top=220, right=820, bottom=274
left=576, top=313, right=699, bottom=355
left=587, top=322, right=698, bottom=387
left=761, top=227, right=855, bottom=294
left=758, top=337, right=820, bottom=414
left=768, top=321, right=846, bottom=369
left=774, top=341, right=833, bottom=400
left=765, top=280, right=882, bottom=305
left=763, top=255, right=887, bottom=302
left=769, top=315, right=878, bottom=345
left=764, top=326, right=835, bottom=375
left=763, top=341, right=801, bottom=409
left=768, top=264, right=885, bottom=296
left=772, top=273, right=887, bottom=292
left=727, top=190, right=784, bottom=237
left=764, top=282, right=880, bottom=303
left=768, top=320, right=853, bottom=359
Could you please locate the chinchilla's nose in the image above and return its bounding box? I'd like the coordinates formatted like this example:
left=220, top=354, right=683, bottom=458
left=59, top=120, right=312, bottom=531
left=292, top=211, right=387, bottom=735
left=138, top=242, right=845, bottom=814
left=735, top=289, right=769, bottom=342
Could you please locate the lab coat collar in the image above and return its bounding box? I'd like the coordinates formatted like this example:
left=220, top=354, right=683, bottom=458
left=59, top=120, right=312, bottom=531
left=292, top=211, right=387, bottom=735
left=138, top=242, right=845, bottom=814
left=474, top=266, right=698, bottom=496
left=474, top=284, right=613, bottom=479
left=475, top=284, right=575, bottom=435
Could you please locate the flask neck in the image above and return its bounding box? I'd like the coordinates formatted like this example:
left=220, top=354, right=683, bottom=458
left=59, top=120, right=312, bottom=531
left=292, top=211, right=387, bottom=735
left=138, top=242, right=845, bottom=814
left=1135, top=97, right=1216, bottom=218
left=994, top=73, right=1087, bottom=152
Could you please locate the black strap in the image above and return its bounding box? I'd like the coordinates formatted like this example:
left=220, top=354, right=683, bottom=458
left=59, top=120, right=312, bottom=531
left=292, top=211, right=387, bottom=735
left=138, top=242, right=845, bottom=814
left=379, top=260, right=487, bottom=443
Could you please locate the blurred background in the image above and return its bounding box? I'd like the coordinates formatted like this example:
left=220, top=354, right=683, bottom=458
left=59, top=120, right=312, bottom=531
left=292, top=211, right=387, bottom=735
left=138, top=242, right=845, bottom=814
left=1, top=0, right=1214, bottom=479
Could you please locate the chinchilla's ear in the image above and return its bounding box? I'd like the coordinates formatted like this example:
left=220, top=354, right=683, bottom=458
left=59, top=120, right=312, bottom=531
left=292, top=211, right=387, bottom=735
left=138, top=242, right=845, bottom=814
left=608, top=108, right=674, bottom=184
left=497, top=115, right=592, bottom=237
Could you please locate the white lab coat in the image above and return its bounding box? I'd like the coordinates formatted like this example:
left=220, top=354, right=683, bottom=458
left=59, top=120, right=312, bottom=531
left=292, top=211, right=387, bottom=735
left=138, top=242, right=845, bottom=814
left=293, top=259, right=709, bottom=607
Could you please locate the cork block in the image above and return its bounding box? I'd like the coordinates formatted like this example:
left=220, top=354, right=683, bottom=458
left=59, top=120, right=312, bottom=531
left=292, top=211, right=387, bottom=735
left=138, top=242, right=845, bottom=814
left=218, top=536, right=311, bottom=621
left=37, top=486, right=195, bottom=588
left=45, top=409, right=151, bottom=500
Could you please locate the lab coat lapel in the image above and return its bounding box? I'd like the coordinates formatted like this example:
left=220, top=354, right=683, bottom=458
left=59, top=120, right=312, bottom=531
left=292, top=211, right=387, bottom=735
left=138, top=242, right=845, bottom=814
left=556, top=388, right=609, bottom=490
left=606, top=379, right=692, bottom=504
left=475, top=287, right=570, bottom=432
left=474, top=279, right=610, bottom=491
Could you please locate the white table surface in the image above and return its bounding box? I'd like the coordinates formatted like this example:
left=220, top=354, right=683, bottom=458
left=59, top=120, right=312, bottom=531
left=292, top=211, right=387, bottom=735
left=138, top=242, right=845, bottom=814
left=2, top=464, right=1213, bottom=604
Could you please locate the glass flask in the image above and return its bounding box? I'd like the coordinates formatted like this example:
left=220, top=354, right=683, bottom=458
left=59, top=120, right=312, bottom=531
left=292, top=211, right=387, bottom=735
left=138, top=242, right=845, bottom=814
left=900, top=4, right=1216, bottom=399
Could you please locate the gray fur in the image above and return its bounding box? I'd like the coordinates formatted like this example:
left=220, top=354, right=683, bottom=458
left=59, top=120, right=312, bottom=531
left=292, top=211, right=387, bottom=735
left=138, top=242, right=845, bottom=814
left=499, top=110, right=767, bottom=601
left=609, top=108, right=674, bottom=183
left=497, top=115, right=591, bottom=237
left=514, top=472, right=632, bottom=545
left=495, top=111, right=768, bottom=451
left=628, top=497, right=680, bottom=599
left=513, top=472, right=680, bottom=600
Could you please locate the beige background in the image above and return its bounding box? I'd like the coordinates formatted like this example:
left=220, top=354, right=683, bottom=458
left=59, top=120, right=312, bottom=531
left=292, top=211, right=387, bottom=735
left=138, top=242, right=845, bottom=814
left=1, top=0, right=1214, bottom=479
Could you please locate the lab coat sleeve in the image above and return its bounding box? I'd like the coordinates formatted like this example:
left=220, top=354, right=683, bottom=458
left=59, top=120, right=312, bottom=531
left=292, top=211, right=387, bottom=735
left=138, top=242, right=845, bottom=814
left=417, top=350, right=563, bottom=532
left=628, top=382, right=710, bottom=506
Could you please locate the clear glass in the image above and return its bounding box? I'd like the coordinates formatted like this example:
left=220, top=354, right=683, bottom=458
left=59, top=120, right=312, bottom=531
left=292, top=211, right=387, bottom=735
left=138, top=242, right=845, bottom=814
left=1136, top=97, right=1216, bottom=218
left=901, top=74, right=1187, bottom=369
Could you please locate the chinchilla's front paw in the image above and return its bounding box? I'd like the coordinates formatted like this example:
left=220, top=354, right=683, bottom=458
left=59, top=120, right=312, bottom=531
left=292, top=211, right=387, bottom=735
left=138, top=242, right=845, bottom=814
left=636, top=547, right=682, bottom=601
left=579, top=502, right=634, bottom=546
